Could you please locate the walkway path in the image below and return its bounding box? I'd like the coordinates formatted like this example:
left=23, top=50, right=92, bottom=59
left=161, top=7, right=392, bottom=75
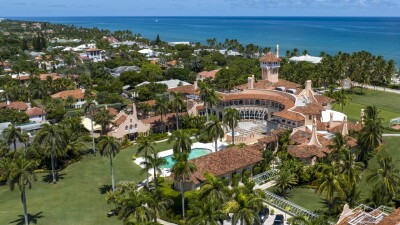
left=383, top=133, right=400, bottom=137
left=353, top=82, right=400, bottom=94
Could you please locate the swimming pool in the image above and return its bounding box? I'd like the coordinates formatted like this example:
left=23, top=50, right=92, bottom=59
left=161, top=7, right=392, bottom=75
left=163, top=148, right=212, bottom=169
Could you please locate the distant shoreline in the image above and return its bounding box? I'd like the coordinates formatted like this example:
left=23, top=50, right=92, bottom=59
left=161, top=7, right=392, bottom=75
left=5, top=17, right=400, bottom=65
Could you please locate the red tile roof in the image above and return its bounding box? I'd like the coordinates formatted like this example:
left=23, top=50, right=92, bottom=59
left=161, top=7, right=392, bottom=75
left=51, top=89, right=85, bottom=99
left=273, top=111, right=304, bottom=121
left=138, top=100, right=156, bottom=106
left=13, top=75, right=30, bottom=81
left=168, top=85, right=199, bottom=95
left=26, top=107, right=46, bottom=116
left=39, top=73, right=60, bottom=81
left=220, top=92, right=295, bottom=110
left=377, top=208, right=400, bottom=225
left=113, top=114, right=127, bottom=127
left=258, top=136, right=277, bottom=144
left=106, top=108, right=119, bottom=116
left=141, top=113, right=183, bottom=128
left=293, top=103, right=324, bottom=115
left=314, top=95, right=335, bottom=104
left=0, top=101, right=29, bottom=111
left=188, top=144, right=264, bottom=184
left=197, top=69, right=219, bottom=79
left=259, top=52, right=282, bottom=63
left=235, top=79, right=302, bottom=90
left=287, top=145, right=326, bottom=158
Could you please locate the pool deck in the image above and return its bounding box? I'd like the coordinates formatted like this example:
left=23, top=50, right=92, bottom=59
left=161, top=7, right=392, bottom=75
left=134, top=141, right=228, bottom=178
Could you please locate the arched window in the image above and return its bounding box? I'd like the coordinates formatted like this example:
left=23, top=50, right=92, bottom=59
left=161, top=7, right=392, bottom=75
left=135, top=124, right=137, bottom=128
left=125, top=126, right=128, bottom=130
left=130, top=125, right=133, bottom=129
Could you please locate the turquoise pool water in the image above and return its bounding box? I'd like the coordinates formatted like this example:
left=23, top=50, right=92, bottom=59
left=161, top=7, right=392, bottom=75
left=163, top=148, right=212, bottom=169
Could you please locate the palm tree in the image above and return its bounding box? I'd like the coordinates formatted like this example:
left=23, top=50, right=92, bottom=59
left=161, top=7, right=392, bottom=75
left=223, top=108, right=240, bottom=145
left=367, top=153, right=400, bottom=199
left=146, top=189, right=173, bottom=223
left=83, top=99, right=97, bottom=154
left=97, top=136, right=121, bottom=191
left=198, top=173, right=231, bottom=205
left=316, top=163, right=344, bottom=206
left=35, top=124, right=63, bottom=184
left=171, top=152, right=197, bottom=219
left=65, top=95, right=75, bottom=109
left=136, top=137, right=155, bottom=189
left=3, top=123, right=25, bottom=151
left=140, top=148, right=166, bottom=190
left=154, top=97, right=169, bottom=133
left=223, top=186, right=265, bottom=225
left=169, top=92, right=185, bottom=130
left=359, top=105, right=383, bottom=162
left=117, top=188, right=152, bottom=224
left=205, top=117, right=227, bottom=152
left=7, top=153, right=37, bottom=225
left=274, top=169, right=298, bottom=198
left=337, top=148, right=364, bottom=185
left=333, top=89, right=350, bottom=112
left=199, top=83, right=219, bottom=122
left=93, top=108, right=114, bottom=135
left=188, top=200, right=229, bottom=225
left=168, top=129, right=193, bottom=154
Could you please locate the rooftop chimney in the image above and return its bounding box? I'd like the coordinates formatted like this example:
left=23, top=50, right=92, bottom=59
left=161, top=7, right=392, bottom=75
left=342, top=116, right=349, bottom=136
left=276, top=45, right=279, bottom=58
left=132, top=103, right=138, bottom=119
left=248, top=75, right=255, bottom=90
left=329, top=111, right=334, bottom=128
left=308, top=116, right=322, bottom=147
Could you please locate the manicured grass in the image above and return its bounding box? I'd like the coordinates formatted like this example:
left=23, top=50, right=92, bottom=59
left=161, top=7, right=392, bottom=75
left=333, top=88, right=400, bottom=129
left=359, top=136, right=400, bottom=198
left=0, top=142, right=156, bottom=225
left=267, top=187, right=327, bottom=212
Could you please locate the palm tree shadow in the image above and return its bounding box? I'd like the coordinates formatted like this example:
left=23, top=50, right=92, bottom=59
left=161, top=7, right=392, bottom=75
left=42, top=173, right=66, bottom=183
left=9, top=211, right=44, bottom=225
left=99, top=184, right=112, bottom=194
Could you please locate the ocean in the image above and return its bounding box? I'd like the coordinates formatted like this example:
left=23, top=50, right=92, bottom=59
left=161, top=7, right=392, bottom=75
left=9, top=17, right=400, bottom=65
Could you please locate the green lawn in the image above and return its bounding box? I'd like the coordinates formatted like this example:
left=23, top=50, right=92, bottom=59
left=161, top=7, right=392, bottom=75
left=267, top=187, right=327, bottom=212
left=0, top=140, right=175, bottom=225
left=359, top=136, right=400, bottom=198
left=333, top=88, right=400, bottom=129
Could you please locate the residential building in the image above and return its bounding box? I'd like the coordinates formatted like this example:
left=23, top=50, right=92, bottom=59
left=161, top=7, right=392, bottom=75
left=51, top=89, right=87, bottom=109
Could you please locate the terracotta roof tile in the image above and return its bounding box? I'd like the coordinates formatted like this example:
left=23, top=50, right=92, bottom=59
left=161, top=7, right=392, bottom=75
left=168, top=85, right=199, bottom=95
left=328, top=122, right=362, bottom=133
left=259, top=52, right=282, bottom=63
left=314, top=95, right=335, bottom=104
left=293, top=103, right=324, bottom=115
left=26, top=107, right=46, bottom=116
left=39, top=73, right=60, bottom=81
left=188, top=144, right=264, bottom=184
left=0, top=101, right=29, bottom=111
left=13, top=75, right=30, bottom=80
left=220, top=92, right=295, bottom=110
left=377, top=208, right=400, bottom=225
left=141, top=113, right=183, bottom=128
left=106, top=108, right=119, bottom=116
left=273, top=111, right=304, bottom=121
left=113, top=114, right=127, bottom=127
left=197, top=69, right=219, bottom=79
left=235, top=79, right=301, bottom=90
left=51, top=89, right=85, bottom=99
left=258, top=136, right=277, bottom=144
left=287, top=145, right=326, bottom=158
left=138, top=100, right=156, bottom=106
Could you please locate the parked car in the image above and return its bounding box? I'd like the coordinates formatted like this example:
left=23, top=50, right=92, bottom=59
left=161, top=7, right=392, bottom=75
left=254, top=207, right=269, bottom=224
left=273, top=214, right=284, bottom=225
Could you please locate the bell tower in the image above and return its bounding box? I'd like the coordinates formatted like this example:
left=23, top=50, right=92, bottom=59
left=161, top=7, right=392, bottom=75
left=259, top=45, right=281, bottom=83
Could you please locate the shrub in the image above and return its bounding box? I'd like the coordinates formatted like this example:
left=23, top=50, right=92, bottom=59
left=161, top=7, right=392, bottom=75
left=131, top=155, right=137, bottom=161
left=232, top=173, right=240, bottom=187
left=270, top=209, right=275, bottom=215
left=242, top=170, right=251, bottom=183
left=252, top=166, right=262, bottom=175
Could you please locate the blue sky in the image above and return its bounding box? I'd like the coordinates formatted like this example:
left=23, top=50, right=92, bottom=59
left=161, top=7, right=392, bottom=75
left=2, top=0, right=400, bottom=17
